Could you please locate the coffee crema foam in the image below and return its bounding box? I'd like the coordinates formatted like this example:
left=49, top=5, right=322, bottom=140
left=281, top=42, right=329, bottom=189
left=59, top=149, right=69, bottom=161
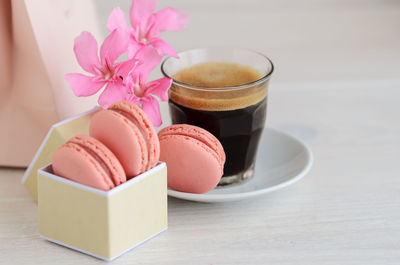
left=173, top=62, right=262, bottom=87
left=171, top=62, right=268, bottom=111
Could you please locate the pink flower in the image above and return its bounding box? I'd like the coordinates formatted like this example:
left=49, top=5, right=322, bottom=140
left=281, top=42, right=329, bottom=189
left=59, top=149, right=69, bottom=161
left=107, top=0, right=188, bottom=58
left=65, top=29, right=138, bottom=106
left=105, top=47, right=172, bottom=126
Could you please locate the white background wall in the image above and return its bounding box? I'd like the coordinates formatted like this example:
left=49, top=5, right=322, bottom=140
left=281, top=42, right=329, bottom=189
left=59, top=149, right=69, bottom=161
left=95, top=0, right=400, bottom=83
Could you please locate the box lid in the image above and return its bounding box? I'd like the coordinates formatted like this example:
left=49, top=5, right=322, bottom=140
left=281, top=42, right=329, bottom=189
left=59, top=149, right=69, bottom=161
left=21, top=107, right=100, bottom=201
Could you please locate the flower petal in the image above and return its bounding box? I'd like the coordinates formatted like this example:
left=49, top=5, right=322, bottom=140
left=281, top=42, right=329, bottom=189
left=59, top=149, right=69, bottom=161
left=115, top=58, right=141, bottom=80
left=100, top=28, right=129, bottom=64
left=65, top=73, right=105, bottom=97
left=98, top=81, right=127, bottom=108
left=127, top=40, right=144, bottom=59
left=107, top=7, right=130, bottom=32
left=152, top=7, right=188, bottom=34
left=146, top=77, right=172, bottom=101
left=141, top=96, right=162, bottom=127
left=134, top=46, right=162, bottom=80
left=150, top=38, right=178, bottom=58
left=73, top=31, right=101, bottom=74
left=127, top=97, right=141, bottom=106
left=129, top=0, right=157, bottom=26
left=124, top=70, right=141, bottom=92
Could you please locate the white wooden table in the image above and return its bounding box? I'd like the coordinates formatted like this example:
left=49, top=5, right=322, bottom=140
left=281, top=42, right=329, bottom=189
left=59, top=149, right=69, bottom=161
left=1, top=0, right=400, bottom=264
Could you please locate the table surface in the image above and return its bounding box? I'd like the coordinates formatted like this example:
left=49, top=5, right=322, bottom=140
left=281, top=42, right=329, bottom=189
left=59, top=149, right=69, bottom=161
left=1, top=0, right=400, bottom=264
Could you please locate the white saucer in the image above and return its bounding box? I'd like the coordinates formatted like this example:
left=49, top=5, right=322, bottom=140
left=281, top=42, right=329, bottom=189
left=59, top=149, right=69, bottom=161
left=167, top=127, right=313, bottom=202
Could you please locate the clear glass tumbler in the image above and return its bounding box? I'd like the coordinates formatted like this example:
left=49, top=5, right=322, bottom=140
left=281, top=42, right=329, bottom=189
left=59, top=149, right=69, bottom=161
left=161, top=48, right=274, bottom=185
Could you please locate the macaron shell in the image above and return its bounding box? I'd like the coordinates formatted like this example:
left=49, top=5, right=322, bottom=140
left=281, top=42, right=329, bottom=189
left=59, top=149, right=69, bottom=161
left=158, top=124, right=225, bottom=167
left=52, top=143, right=115, bottom=191
left=68, top=135, right=126, bottom=185
left=108, top=101, right=160, bottom=170
left=159, top=134, right=223, bottom=194
left=89, top=109, right=148, bottom=177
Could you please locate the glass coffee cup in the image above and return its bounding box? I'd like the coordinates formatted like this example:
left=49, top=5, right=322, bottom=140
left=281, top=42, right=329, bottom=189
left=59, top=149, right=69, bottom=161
left=161, top=48, right=274, bottom=186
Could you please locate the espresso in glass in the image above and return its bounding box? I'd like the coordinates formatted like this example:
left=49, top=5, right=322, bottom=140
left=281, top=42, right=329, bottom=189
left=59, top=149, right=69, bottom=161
left=162, top=49, right=273, bottom=185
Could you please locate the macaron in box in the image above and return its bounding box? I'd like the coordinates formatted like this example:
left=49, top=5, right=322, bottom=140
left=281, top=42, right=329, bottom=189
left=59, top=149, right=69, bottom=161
left=24, top=102, right=168, bottom=261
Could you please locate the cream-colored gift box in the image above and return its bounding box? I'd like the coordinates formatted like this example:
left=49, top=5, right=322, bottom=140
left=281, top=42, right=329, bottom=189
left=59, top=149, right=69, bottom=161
left=22, top=107, right=168, bottom=261
left=38, top=163, right=167, bottom=261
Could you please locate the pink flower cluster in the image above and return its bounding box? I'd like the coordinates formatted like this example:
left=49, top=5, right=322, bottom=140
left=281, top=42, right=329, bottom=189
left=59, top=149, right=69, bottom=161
left=65, top=0, right=188, bottom=126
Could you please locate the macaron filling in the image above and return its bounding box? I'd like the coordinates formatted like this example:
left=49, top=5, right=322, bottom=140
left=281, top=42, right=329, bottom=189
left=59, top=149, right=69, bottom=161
left=70, top=142, right=113, bottom=184
left=109, top=108, right=151, bottom=168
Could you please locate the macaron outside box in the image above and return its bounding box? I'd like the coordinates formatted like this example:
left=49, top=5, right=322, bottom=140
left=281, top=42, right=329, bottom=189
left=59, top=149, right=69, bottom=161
left=22, top=107, right=168, bottom=261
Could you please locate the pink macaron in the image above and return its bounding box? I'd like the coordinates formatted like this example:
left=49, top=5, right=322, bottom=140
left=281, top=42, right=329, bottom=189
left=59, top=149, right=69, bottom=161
left=89, top=101, right=160, bottom=178
left=158, top=124, right=225, bottom=194
left=52, top=135, right=126, bottom=191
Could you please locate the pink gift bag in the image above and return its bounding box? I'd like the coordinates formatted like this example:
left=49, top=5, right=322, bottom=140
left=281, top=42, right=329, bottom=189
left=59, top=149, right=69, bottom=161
left=0, top=0, right=100, bottom=167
